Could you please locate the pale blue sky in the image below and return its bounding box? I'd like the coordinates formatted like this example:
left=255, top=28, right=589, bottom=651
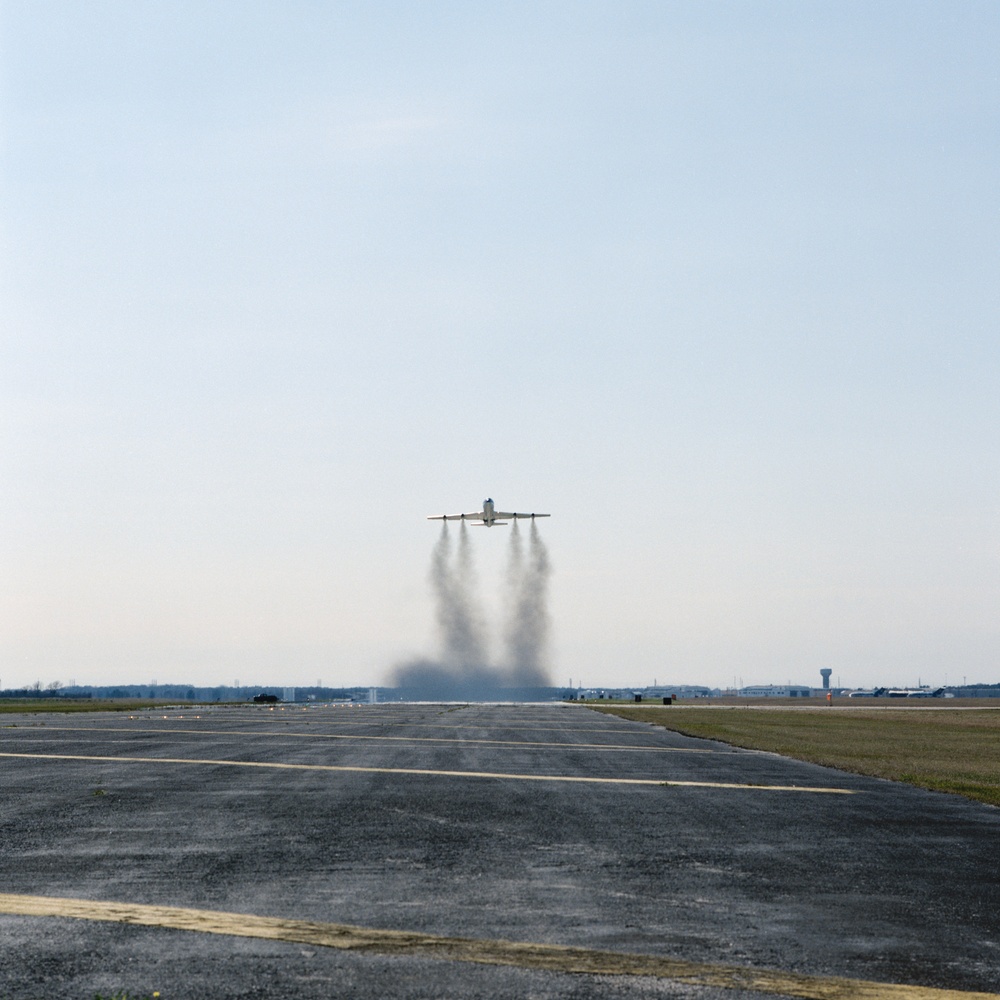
left=2, top=1, right=998, bottom=691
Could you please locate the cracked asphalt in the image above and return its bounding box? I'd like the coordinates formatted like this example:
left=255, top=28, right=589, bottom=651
left=0, top=702, right=997, bottom=998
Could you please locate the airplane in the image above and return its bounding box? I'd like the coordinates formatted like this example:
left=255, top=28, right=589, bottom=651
left=848, top=686, right=946, bottom=698
left=427, top=498, right=550, bottom=527
left=887, top=686, right=946, bottom=698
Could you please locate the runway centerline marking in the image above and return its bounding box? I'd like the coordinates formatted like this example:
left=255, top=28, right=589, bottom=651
left=0, top=751, right=853, bottom=792
left=0, top=894, right=988, bottom=999
left=15, top=726, right=725, bottom=754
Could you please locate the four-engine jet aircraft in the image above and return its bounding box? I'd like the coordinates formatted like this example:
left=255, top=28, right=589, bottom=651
left=427, top=498, right=550, bottom=527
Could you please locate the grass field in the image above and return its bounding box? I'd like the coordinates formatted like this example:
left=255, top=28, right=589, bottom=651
left=590, top=705, right=1000, bottom=807
left=0, top=699, right=190, bottom=714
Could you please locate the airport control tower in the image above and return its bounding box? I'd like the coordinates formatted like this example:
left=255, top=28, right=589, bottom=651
left=820, top=668, right=832, bottom=690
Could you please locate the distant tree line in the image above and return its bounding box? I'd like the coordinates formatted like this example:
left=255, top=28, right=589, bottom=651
left=0, top=684, right=367, bottom=702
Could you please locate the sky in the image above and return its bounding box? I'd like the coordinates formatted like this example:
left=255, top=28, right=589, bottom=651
left=2, top=1, right=998, bottom=692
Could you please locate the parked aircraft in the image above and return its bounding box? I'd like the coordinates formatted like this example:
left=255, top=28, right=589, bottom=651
left=887, top=686, right=946, bottom=698
left=848, top=686, right=946, bottom=698
left=427, top=498, right=550, bottom=527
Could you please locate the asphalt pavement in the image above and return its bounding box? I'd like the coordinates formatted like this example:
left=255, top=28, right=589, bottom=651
left=0, top=702, right=997, bottom=998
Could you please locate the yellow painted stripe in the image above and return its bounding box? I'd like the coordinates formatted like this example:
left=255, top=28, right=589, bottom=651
left=0, top=894, right=990, bottom=999
left=140, top=717, right=654, bottom=735
left=21, top=726, right=722, bottom=754
left=0, top=751, right=853, bottom=792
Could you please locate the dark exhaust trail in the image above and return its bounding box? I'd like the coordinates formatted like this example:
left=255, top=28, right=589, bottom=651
left=432, top=520, right=487, bottom=669
left=393, top=519, right=553, bottom=700
left=503, top=519, right=551, bottom=686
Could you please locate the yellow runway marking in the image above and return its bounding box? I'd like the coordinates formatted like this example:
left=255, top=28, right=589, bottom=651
left=0, top=751, right=853, bottom=792
left=19, top=726, right=723, bottom=754
left=0, top=894, right=989, bottom=999
left=125, top=718, right=659, bottom=736
left=18, top=717, right=673, bottom=737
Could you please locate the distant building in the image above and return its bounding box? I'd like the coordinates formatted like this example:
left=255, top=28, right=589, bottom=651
left=739, top=685, right=812, bottom=698
left=644, top=686, right=715, bottom=699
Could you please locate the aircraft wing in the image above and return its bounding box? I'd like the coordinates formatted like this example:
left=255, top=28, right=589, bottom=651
left=426, top=513, right=486, bottom=521
left=494, top=512, right=550, bottom=519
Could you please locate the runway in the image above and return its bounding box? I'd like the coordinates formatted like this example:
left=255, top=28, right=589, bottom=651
left=0, top=703, right=997, bottom=998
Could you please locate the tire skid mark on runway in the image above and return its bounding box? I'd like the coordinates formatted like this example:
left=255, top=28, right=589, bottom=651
left=12, top=726, right=724, bottom=754
left=0, top=751, right=853, bottom=792
left=0, top=894, right=990, bottom=999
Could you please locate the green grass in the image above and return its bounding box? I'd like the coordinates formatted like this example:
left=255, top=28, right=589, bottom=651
left=590, top=705, right=1000, bottom=807
left=0, top=699, right=197, bottom=714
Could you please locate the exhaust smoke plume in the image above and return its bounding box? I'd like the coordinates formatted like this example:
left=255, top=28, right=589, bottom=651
left=432, top=521, right=487, bottom=669
left=503, top=519, right=551, bottom=686
left=392, top=519, right=553, bottom=700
